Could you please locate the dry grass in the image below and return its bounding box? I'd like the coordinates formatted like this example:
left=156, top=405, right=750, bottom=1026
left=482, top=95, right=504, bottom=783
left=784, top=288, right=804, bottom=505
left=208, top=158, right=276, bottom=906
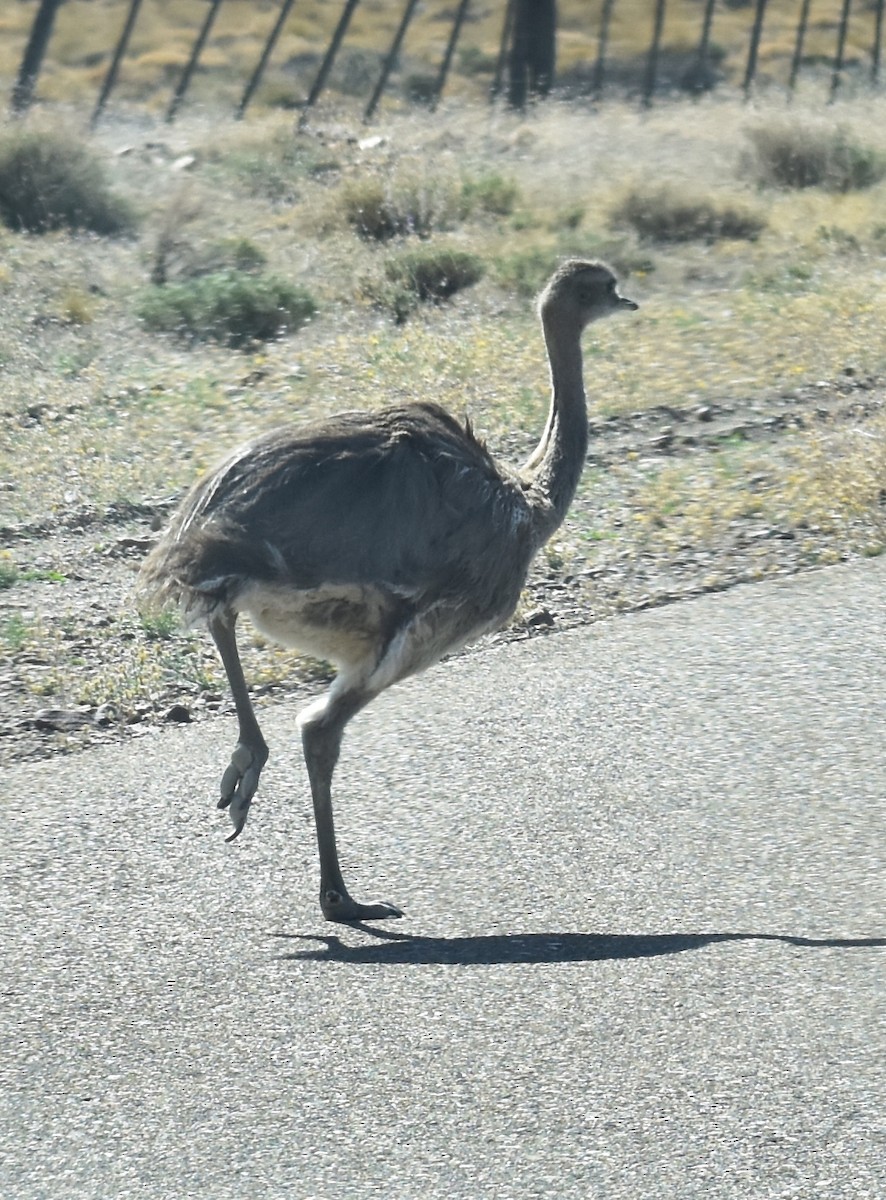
left=0, top=96, right=883, bottom=513
left=0, top=89, right=884, bottom=730
left=0, top=126, right=136, bottom=233
left=2, top=1, right=883, bottom=114
left=614, top=183, right=766, bottom=244
left=744, top=120, right=886, bottom=191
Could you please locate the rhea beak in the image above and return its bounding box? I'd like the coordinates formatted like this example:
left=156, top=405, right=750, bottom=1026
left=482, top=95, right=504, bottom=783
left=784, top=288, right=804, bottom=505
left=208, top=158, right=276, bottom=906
left=618, top=295, right=639, bottom=311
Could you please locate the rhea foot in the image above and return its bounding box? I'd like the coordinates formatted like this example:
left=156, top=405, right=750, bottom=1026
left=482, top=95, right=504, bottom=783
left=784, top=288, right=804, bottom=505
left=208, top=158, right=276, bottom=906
left=217, top=740, right=268, bottom=841
left=321, top=886, right=404, bottom=924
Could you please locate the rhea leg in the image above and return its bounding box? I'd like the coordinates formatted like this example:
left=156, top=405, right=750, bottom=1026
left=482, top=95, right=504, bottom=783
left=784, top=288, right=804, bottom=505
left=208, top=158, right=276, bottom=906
left=299, top=685, right=403, bottom=923
left=208, top=610, right=268, bottom=841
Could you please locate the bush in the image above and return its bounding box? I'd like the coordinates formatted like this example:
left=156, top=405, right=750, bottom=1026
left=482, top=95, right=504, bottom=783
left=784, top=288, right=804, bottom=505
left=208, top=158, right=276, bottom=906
left=385, top=248, right=484, bottom=301
left=137, top=270, right=315, bottom=348
left=493, top=246, right=555, bottom=297
left=403, top=73, right=437, bottom=106
left=362, top=248, right=484, bottom=322
left=341, top=171, right=520, bottom=242
left=461, top=171, right=521, bottom=217
left=614, top=184, right=766, bottom=244
left=342, top=175, right=462, bottom=241
left=744, top=122, right=886, bottom=192
left=151, top=228, right=268, bottom=286
left=0, top=552, right=18, bottom=590
left=0, top=129, right=136, bottom=235
left=342, top=180, right=406, bottom=240
left=198, top=237, right=267, bottom=276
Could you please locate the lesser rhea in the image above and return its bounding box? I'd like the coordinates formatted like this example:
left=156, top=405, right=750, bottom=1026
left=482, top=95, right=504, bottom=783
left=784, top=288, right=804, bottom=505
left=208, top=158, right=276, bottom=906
left=140, top=260, right=638, bottom=921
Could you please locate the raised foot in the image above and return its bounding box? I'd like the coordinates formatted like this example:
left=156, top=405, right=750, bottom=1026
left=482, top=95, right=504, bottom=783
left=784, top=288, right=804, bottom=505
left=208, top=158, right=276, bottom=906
left=217, top=740, right=268, bottom=841
left=321, top=888, right=404, bottom=924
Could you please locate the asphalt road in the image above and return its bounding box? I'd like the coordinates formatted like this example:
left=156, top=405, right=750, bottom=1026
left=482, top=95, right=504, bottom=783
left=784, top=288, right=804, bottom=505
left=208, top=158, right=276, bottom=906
left=3, top=558, right=884, bottom=1199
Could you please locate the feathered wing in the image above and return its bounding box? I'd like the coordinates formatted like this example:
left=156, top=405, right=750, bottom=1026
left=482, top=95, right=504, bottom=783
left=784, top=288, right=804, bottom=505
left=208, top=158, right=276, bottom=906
left=140, top=403, right=535, bottom=626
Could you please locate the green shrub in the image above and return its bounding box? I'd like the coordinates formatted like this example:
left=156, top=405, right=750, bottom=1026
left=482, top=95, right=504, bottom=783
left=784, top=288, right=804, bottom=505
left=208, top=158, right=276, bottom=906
left=613, top=184, right=766, bottom=244
left=0, top=613, right=28, bottom=652
left=461, top=172, right=521, bottom=217
left=342, top=180, right=403, bottom=240
left=342, top=174, right=464, bottom=241
left=199, top=237, right=267, bottom=275
left=140, top=608, right=178, bottom=640
left=744, top=122, right=886, bottom=192
left=137, top=270, right=315, bottom=348
left=151, top=230, right=268, bottom=287
left=341, top=171, right=520, bottom=242
left=0, top=553, right=19, bottom=590
left=363, top=247, right=484, bottom=322
left=385, top=248, right=484, bottom=301
left=0, top=129, right=136, bottom=235
left=493, top=246, right=554, bottom=297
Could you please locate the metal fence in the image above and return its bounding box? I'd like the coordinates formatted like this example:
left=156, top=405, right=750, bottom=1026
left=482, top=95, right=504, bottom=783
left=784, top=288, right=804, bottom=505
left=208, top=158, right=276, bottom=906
left=9, top=0, right=886, bottom=127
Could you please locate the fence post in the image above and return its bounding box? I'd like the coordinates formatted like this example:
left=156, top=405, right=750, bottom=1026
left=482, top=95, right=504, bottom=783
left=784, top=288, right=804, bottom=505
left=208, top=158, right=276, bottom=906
left=10, top=0, right=63, bottom=114
left=829, top=0, right=853, bottom=102
left=681, top=0, right=718, bottom=95
left=299, top=0, right=361, bottom=127
left=742, top=0, right=769, bottom=100
left=491, top=0, right=515, bottom=101
left=788, top=0, right=812, bottom=97
left=165, top=0, right=225, bottom=123
left=593, top=0, right=617, bottom=103
left=508, top=0, right=556, bottom=109
left=874, top=0, right=885, bottom=83
left=642, top=0, right=667, bottom=108
left=237, top=0, right=298, bottom=120
left=91, top=0, right=145, bottom=128
left=364, top=0, right=421, bottom=122
left=430, top=0, right=471, bottom=112
left=698, top=0, right=715, bottom=61
left=508, top=0, right=530, bottom=108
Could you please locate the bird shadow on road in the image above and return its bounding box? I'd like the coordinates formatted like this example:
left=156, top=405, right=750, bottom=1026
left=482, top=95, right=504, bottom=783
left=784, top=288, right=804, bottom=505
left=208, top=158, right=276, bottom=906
left=272, top=928, right=885, bottom=966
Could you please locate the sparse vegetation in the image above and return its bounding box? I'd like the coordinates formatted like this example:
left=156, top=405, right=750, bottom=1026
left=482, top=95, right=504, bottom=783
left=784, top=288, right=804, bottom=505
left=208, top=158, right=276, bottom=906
left=461, top=172, right=521, bottom=218
left=213, top=129, right=341, bottom=202
left=744, top=121, right=886, bottom=192
left=136, top=270, right=316, bottom=347
left=361, top=247, right=485, bottom=321
left=0, top=613, right=29, bottom=653
left=0, top=553, right=19, bottom=590
left=0, top=129, right=136, bottom=234
left=341, top=173, right=463, bottom=241
left=385, top=247, right=485, bottom=301
left=140, top=608, right=179, bottom=641
left=614, top=184, right=766, bottom=243
left=341, top=170, right=521, bottom=242
left=1, top=91, right=885, bottom=756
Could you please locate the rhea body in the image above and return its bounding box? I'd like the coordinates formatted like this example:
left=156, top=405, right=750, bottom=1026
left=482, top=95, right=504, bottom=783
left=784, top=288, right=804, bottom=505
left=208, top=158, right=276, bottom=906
left=140, top=260, right=638, bottom=922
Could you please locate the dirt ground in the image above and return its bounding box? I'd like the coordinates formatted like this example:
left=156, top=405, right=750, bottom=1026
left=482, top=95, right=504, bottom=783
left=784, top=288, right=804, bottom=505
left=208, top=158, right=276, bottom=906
left=3, top=369, right=881, bottom=768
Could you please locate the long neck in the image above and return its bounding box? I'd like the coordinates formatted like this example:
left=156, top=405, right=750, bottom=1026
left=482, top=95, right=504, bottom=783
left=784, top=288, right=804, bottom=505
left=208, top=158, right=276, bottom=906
left=520, top=310, right=589, bottom=543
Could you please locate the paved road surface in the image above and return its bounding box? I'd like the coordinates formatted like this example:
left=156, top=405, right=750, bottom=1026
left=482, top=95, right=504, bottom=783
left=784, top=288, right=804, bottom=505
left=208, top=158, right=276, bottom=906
left=3, top=559, right=884, bottom=1198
